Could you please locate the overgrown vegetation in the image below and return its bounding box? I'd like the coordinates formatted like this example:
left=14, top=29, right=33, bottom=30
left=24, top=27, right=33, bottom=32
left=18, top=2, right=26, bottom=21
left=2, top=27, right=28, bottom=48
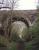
left=0, top=11, right=39, bottom=50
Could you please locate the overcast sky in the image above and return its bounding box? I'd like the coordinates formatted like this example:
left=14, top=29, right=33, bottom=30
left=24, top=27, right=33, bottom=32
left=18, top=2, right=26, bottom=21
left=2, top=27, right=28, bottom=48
left=0, top=0, right=38, bottom=10
left=14, top=0, right=38, bottom=10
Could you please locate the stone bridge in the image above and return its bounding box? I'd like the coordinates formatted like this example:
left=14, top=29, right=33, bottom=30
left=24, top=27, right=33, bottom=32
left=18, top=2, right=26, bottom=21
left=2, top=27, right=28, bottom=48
left=0, top=10, right=37, bottom=37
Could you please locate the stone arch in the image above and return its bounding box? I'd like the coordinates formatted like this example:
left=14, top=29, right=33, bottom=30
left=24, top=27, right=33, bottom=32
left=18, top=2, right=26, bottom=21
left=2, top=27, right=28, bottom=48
left=11, top=16, right=29, bottom=27
left=8, top=16, right=29, bottom=37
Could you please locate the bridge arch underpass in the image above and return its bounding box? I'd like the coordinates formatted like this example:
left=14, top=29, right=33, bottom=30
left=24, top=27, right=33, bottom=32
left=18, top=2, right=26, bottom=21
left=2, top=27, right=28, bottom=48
left=7, top=16, right=29, bottom=37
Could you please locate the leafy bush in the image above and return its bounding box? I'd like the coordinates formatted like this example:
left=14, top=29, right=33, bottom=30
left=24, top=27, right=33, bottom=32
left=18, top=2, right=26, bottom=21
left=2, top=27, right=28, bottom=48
left=30, top=14, right=39, bottom=50
left=0, top=35, right=10, bottom=47
left=25, top=42, right=32, bottom=50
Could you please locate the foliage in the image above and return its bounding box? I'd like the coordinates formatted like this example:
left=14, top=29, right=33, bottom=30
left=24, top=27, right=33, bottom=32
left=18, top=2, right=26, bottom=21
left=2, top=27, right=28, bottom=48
left=0, top=35, right=10, bottom=47
left=30, top=14, right=39, bottom=50
left=8, top=42, right=16, bottom=50
left=25, top=42, right=32, bottom=50
left=0, top=35, right=16, bottom=50
left=31, top=15, right=39, bottom=38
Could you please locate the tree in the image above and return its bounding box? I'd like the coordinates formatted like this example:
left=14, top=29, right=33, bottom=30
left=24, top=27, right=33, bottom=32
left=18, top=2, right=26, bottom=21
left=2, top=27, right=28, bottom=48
left=31, top=13, right=39, bottom=50
left=8, top=0, right=19, bottom=24
left=9, top=0, right=19, bottom=10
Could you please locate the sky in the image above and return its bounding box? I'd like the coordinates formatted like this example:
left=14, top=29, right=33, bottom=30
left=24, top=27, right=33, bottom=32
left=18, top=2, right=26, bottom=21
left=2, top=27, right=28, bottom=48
left=0, top=0, right=38, bottom=10
left=14, top=0, right=38, bottom=10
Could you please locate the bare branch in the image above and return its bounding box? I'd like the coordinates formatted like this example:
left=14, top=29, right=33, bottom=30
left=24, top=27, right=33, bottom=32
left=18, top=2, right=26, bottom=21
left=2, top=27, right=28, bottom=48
left=9, top=0, right=19, bottom=10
